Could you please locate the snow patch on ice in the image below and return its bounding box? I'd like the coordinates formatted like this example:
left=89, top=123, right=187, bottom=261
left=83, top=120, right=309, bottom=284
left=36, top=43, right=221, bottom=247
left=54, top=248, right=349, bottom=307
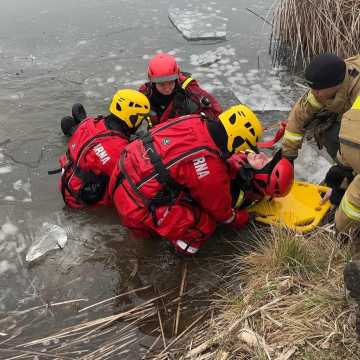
left=188, top=46, right=292, bottom=111
left=85, top=90, right=101, bottom=99
left=106, top=77, right=116, bottom=83
left=0, top=166, right=12, bottom=174
left=9, top=92, right=24, bottom=100
left=2, top=222, right=18, bottom=236
left=3, top=196, right=15, bottom=201
left=13, top=179, right=32, bottom=199
left=0, top=220, right=18, bottom=242
left=0, top=260, right=17, bottom=274
left=77, top=40, right=88, bottom=46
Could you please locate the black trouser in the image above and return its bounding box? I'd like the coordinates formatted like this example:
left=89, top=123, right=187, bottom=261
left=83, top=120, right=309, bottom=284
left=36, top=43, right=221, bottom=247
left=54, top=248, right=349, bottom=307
left=322, top=120, right=340, bottom=160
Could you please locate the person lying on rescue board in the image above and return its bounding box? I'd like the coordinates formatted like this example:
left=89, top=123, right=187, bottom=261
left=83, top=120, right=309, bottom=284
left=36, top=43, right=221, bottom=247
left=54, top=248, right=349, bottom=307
left=228, top=149, right=294, bottom=212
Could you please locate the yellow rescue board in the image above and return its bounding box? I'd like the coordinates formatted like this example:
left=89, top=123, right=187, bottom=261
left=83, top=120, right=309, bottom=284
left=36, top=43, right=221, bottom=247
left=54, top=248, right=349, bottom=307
left=248, top=181, right=331, bottom=233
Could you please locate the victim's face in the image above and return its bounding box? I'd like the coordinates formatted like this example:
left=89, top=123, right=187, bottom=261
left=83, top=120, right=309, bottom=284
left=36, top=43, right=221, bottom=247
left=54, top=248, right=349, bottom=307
left=247, top=152, right=271, bottom=169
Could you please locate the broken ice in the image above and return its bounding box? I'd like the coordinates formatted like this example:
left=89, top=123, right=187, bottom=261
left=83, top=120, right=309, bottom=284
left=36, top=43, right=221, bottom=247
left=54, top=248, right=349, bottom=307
left=294, top=141, right=332, bottom=184
left=25, top=222, right=67, bottom=262
left=168, top=8, right=227, bottom=41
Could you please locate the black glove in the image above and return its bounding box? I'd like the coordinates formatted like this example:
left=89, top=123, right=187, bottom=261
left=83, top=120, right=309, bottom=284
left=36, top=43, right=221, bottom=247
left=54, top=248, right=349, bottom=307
left=329, top=188, right=345, bottom=206
left=324, top=165, right=353, bottom=188
left=313, top=110, right=339, bottom=122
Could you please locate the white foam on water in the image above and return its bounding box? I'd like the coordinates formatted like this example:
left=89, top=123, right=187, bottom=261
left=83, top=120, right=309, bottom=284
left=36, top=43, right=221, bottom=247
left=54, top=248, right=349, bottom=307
left=77, top=40, right=88, bottom=46
left=114, top=65, right=122, bottom=71
left=85, top=90, right=101, bottom=99
left=106, top=77, right=116, bottom=83
left=0, top=166, right=12, bottom=174
left=2, top=221, right=18, bottom=236
left=0, top=260, right=17, bottom=274
left=3, top=196, right=15, bottom=201
left=13, top=179, right=31, bottom=199
left=122, top=79, right=145, bottom=87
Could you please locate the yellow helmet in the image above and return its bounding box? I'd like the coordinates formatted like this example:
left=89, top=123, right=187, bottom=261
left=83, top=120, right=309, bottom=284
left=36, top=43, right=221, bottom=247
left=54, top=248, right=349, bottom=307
left=109, top=89, right=150, bottom=129
left=218, top=104, right=263, bottom=153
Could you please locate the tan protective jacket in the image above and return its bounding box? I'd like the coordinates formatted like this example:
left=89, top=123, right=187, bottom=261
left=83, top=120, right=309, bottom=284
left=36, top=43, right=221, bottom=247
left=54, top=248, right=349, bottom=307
left=282, top=55, right=360, bottom=159
left=335, top=96, right=360, bottom=232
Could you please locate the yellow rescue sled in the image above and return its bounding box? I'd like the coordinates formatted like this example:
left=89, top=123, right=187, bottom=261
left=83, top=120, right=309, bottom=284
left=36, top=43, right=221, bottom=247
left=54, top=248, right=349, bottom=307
left=248, top=181, right=332, bottom=233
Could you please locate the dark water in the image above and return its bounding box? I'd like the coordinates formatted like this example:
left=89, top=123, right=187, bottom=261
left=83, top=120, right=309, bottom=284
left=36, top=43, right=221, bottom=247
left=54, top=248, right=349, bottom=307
left=0, top=0, right=296, bottom=358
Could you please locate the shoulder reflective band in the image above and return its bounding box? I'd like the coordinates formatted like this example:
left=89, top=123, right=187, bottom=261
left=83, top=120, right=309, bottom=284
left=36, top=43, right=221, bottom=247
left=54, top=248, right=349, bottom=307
left=234, top=190, right=245, bottom=209
left=284, top=129, right=304, bottom=143
left=175, top=240, right=199, bottom=254
left=306, top=92, right=323, bottom=110
left=340, top=193, right=360, bottom=221
left=181, top=77, right=193, bottom=90
left=352, top=96, right=360, bottom=110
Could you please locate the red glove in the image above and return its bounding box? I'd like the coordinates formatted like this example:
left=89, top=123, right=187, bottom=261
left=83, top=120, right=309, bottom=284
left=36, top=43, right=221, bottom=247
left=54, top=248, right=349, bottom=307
left=231, top=209, right=249, bottom=229
left=226, top=153, right=247, bottom=178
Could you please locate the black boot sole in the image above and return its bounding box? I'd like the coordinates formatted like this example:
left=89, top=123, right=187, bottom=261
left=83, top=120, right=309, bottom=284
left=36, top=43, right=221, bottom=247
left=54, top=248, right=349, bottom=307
left=72, top=103, right=87, bottom=124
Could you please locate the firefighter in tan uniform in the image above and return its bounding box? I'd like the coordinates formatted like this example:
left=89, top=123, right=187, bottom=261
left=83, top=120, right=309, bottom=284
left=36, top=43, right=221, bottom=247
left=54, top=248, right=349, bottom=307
left=338, top=98, right=360, bottom=321
left=282, top=53, right=360, bottom=161
left=334, top=96, right=360, bottom=233
left=281, top=54, right=360, bottom=317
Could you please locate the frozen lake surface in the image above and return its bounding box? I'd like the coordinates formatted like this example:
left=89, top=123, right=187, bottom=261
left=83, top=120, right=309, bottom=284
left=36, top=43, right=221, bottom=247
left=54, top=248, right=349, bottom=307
left=0, top=0, right=331, bottom=358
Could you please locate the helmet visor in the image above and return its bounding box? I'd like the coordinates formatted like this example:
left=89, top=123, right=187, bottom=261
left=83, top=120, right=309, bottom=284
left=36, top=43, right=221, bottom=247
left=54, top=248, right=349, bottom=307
left=151, top=74, right=179, bottom=83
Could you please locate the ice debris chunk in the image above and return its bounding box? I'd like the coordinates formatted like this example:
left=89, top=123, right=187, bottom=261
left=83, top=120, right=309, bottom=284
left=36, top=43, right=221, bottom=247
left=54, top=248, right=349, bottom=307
left=168, top=8, right=227, bottom=41
left=295, top=141, right=332, bottom=184
left=26, top=222, right=67, bottom=262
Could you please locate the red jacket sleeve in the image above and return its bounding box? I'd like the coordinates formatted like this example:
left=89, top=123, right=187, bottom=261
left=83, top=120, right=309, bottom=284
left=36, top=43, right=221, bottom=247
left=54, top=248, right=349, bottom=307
left=186, top=80, right=222, bottom=119
left=138, top=83, right=147, bottom=94
left=178, top=155, right=234, bottom=223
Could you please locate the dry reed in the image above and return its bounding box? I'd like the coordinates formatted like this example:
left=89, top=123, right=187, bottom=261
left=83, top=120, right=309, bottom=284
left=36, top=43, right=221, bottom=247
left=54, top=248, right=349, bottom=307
left=271, top=0, right=360, bottom=70
left=155, top=226, right=360, bottom=359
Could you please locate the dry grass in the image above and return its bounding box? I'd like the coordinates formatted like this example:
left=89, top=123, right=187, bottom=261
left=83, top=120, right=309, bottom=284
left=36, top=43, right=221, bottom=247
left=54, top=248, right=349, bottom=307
left=159, top=226, right=360, bottom=359
left=2, top=227, right=360, bottom=359
left=270, top=0, right=360, bottom=70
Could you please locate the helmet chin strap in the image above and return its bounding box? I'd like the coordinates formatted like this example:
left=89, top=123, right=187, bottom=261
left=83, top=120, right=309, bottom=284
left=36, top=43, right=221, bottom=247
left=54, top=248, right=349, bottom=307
left=245, top=139, right=259, bottom=154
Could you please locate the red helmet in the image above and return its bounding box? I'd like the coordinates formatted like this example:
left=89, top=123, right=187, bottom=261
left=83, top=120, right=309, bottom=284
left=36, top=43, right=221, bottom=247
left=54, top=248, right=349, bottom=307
left=147, top=53, right=180, bottom=83
left=253, top=150, right=294, bottom=197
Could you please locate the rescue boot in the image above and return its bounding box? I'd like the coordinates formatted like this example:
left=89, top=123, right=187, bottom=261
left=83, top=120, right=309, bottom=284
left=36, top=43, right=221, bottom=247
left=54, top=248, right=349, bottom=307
left=61, top=116, right=77, bottom=137
left=72, top=103, right=87, bottom=124
left=344, top=261, right=360, bottom=303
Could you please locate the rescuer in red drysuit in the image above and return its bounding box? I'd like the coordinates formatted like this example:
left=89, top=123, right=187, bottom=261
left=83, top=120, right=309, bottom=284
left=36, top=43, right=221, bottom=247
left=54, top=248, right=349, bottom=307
left=53, top=89, right=151, bottom=209
left=108, top=104, right=263, bottom=255
left=139, top=52, right=222, bottom=126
